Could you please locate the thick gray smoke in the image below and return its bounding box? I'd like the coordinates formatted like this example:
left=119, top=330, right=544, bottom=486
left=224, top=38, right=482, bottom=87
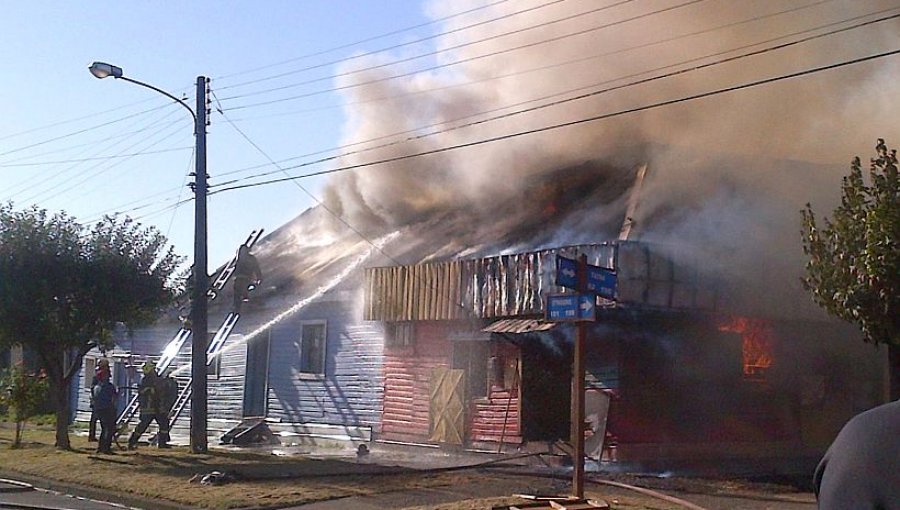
left=318, top=0, right=900, bottom=316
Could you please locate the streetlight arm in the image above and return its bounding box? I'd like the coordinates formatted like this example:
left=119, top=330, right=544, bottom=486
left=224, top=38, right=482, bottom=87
left=117, top=76, right=197, bottom=126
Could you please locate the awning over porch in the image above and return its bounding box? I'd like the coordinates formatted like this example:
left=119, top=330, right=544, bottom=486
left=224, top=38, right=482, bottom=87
left=482, top=318, right=557, bottom=334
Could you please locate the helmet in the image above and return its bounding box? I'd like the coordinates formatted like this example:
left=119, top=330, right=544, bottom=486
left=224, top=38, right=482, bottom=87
left=141, top=361, right=157, bottom=375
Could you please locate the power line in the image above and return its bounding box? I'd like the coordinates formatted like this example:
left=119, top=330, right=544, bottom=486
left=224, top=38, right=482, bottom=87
left=222, top=0, right=838, bottom=124
left=164, top=147, right=195, bottom=240
left=212, top=90, right=382, bottom=251
left=213, top=0, right=511, bottom=83
left=0, top=102, right=185, bottom=159
left=58, top=124, right=190, bottom=203
left=0, top=146, right=192, bottom=167
left=211, top=9, right=900, bottom=188
left=64, top=4, right=894, bottom=234
left=0, top=119, right=187, bottom=166
left=208, top=48, right=900, bottom=195
left=3, top=106, right=189, bottom=201
left=0, top=84, right=192, bottom=143
left=219, top=0, right=701, bottom=110
left=17, top=117, right=188, bottom=205
left=216, top=0, right=594, bottom=96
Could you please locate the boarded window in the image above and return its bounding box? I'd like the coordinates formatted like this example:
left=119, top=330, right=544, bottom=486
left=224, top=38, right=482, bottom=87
left=299, top=322, right=326, bottom=376
left=385, top=322, right=414, bottom=348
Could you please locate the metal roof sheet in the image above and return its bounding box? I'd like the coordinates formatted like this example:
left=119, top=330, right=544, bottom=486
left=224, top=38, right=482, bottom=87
left=482, top=318, right=557, bottom=334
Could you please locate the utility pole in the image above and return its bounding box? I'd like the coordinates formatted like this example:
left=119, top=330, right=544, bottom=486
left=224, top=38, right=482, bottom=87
left=88, top=63, right=212, bottom=454
left=190, top=76, right=210, bottom=453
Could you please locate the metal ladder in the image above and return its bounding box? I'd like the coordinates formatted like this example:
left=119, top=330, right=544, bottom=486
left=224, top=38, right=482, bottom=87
left=207, top=229, right=264, bottom=299
left=113, top=229, right=262, bottom=438
left=115, top=327, right=191, bottom=430
left=166, top=312, right=242, bottom=427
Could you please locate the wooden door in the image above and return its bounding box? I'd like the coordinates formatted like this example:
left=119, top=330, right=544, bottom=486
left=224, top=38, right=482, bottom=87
left=429, top=366, right=466, bottom=444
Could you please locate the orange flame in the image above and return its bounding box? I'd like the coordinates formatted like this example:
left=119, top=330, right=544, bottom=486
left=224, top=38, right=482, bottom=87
left=718, top=316, right=773, bottom=379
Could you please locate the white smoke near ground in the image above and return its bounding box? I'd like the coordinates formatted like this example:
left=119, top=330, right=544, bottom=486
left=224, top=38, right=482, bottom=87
left=316, top=0, right=899, bottom=315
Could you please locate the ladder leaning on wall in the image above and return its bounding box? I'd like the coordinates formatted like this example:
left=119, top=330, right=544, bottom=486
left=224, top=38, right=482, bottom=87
left=114, top=229, right=263, bottom=442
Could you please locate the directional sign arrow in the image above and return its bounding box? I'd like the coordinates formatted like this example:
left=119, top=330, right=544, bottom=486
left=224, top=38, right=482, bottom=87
left=556, top=256, right=578, bottom=290
left=545, top=293, right=595, bottom=322
left=578, top=294, right=595, bottom=320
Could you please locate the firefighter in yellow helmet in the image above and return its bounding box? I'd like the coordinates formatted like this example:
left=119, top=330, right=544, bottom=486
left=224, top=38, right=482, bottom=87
left=127, top=361, right=171, bottom=449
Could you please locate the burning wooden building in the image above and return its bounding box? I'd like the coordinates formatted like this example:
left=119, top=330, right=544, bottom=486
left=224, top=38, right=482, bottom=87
left=364, top=240, right=886, bottom=471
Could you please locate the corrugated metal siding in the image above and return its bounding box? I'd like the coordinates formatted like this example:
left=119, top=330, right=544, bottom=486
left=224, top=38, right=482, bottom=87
left=265, top=300, right=384, bottom=431
left=365, top=242, right=720, bottom=322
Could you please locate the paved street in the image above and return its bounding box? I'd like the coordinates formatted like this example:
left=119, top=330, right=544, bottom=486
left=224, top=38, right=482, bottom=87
left=0, top=478, right=137, bottom=510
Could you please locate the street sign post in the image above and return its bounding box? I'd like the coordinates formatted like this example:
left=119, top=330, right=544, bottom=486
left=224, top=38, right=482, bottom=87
left=549, top=254, right=619, bottom=500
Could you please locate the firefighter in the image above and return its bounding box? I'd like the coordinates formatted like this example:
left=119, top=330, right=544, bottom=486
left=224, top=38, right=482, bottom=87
left=232, top=244, right=262, bottom=313
left=127, top=361, right=171, bottom=449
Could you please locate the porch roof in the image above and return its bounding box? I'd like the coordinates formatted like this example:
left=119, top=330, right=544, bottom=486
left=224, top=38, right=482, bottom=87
left=482, top=318, right=557, bottom=334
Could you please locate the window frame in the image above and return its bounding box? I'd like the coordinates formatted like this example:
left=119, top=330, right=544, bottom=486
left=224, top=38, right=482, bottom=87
left=297, top=321, right=327, bottom=378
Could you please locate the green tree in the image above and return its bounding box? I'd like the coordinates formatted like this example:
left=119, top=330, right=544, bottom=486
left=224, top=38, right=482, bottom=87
left=0, top=364, right=50, bottom=447
left=0, top=204, right=182, bottom=449
left=801, top=139, right=899, bottom=398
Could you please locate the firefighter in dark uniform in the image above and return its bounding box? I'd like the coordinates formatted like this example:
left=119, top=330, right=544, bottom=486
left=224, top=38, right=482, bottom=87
left=127, top=361, right=171, bottom=449
left=232, top=244, right=262, bottom=313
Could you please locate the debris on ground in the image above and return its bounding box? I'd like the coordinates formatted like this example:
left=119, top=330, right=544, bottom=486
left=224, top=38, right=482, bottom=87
left=189, top=470, right=237, bottom=486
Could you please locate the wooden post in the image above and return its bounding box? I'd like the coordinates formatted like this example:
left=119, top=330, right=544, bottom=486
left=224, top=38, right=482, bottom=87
left=572, top=254, right=587, bottom=499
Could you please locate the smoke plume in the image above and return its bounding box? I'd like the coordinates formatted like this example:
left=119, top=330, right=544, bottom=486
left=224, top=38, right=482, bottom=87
left=318, top=0, right=900, bottom=316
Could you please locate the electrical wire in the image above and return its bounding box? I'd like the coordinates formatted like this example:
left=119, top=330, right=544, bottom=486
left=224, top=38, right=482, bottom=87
left=221, top=0, right=838, bottom=124
left=2, top=106, right=189, bottom=201
left=54, top=4, right=895, bottom=239
left=210, top=9, right=900, bottom=188
left=212, top=0, right=511, bottom=83
left=0, top=101, right=187, bottom=159
left=219, top=0, right=701, bottom=110
left=216, top=0, right=595, bottom=96
left=0, top=146, right=192, bottom=168
left=0, top=83, right=192, bottom=143
left=208, top=48, right=900, bottom=195
left=58, top=124, right=191, bottom=203
left=164, top=147, right=195, bottom=240
left=17, top=117, right=190, bottom=205
left=211, top=89, right=391, bottom=254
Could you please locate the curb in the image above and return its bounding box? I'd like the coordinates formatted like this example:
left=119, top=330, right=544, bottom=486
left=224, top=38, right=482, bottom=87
left=0, top=470, right=191, bottom=510
left=0, top=478, right=34, bottom=493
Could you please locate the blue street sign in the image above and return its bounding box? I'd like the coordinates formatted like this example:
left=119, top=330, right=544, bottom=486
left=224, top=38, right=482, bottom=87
left=545, top=293, right=596, bottom=322
left=556, top=255, right=617, bottom=301
left=586, top=265, right=617, bottom=300
left=556, top=256, right=578, bottom=289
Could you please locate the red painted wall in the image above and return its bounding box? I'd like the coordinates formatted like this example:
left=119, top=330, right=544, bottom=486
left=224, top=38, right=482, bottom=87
left=382, top=323, right=523, bottom=445
left=382, top=323, right=450, bottom=442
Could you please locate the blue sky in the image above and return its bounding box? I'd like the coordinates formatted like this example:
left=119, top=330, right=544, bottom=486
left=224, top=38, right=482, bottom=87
left=2, top=0, right=899, bottom=274
left=0, top=1, right=433, bottom=266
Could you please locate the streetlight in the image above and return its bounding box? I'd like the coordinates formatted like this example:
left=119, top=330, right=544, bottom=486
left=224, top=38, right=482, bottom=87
left=89, top=61, right=210, bottom=453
